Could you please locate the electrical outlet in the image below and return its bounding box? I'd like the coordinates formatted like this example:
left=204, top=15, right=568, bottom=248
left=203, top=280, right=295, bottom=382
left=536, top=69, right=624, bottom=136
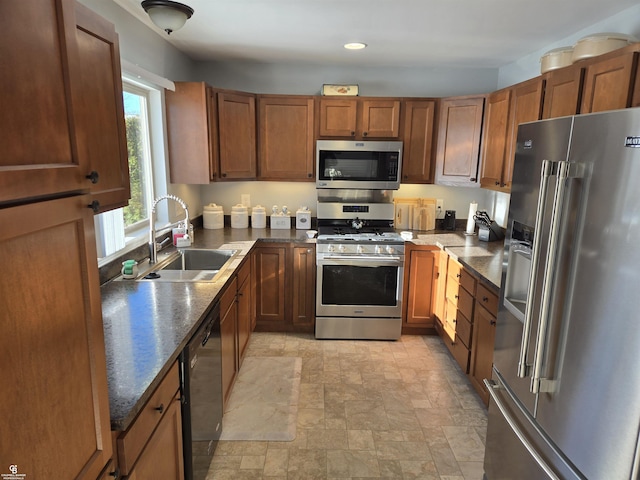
left=436, top=199, right=444, bottom=212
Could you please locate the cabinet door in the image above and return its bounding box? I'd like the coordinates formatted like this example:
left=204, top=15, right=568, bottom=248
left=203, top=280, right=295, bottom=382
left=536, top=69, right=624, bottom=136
left=434, top=250, right=448, bottom=325
left=401, top=100, right=437, bottom=183
left=581, top=51, right=638, bottom=113
left=258, top=96, right=315, bottom=180
left=218, top=92, right=257, bottom=179
left=74, top=2, right=130, bottom=212
left=503, top=77, right=544, bottom=190
left=434, top=96, right=485, bottom=186
left=220, top=278, right=238, bottom=409
left=253, top=244, right=288, bottom=329
left=0, top=0, right=91, bottom=204
left=361, top=99, right=401, bottom=138
left=166, top=82, right=216, bottom=184
left=0, top=195, right=112, bottom=478
left=292, top=245, right=316, bottom=331
left=480, top=89, right=511, bottom=189
left=469, top=303, right=497, bottom=406
left=542, top=66, right=584, bottom=119
left=127, top=393, right=184, bottom=480
left=237, top=261, right=252, bottom=363
left=318, top=98, right=358, bottom=137
left=404, top=248, right=437, bottom=328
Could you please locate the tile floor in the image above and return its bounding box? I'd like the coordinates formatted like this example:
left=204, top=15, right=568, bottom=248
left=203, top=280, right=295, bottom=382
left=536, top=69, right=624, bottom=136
left=207, top=333, right=487, bottom=479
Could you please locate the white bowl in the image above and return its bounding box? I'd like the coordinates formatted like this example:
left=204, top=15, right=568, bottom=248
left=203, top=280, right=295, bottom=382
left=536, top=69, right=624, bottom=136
left=400, top=231, right=413, bottom=240
left=306, top=230, right=317, bottom=239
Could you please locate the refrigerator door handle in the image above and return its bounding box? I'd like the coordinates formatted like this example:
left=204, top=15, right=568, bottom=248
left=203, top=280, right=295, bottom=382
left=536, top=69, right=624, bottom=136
left=518, top=159, right=555, bottom=378
left=530, top=160, right=571, bottom=394
left=484, top=378, right=562, bottom=480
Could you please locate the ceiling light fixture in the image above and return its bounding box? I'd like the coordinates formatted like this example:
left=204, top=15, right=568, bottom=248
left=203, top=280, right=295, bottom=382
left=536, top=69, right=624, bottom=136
left=141, top=0, right=194, bottom=35
left=344, top=42, right=367, bottom=50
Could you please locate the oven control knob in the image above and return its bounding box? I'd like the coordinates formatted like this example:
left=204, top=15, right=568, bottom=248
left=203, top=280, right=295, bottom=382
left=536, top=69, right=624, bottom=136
left=339, top=244, right=346, bottom=253
left=375, top=245, right=383, bottom=254
left=386, top=246, right=395, bottom=254
left=356, top=245, right=364, bottom=254
left=328, top=245, right=335, bottom=252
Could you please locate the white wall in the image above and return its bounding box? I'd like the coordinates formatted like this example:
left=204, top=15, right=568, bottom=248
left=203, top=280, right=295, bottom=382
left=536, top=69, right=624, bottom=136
left=498, top=3, right=640, bottom=88
left=193, top=61, right=499, bottom=97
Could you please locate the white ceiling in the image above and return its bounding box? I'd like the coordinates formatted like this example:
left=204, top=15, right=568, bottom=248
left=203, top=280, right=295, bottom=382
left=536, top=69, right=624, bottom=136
left=115, top=0, right=639, bottom=68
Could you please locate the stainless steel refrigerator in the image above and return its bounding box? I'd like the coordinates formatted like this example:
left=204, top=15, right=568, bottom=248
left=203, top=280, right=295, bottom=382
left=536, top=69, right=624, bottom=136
left=483, top=108, right=640, bottom=480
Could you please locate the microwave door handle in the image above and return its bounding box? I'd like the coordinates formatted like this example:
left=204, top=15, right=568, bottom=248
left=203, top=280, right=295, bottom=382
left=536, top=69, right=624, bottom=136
left=518, top=159, right=555, bottom=379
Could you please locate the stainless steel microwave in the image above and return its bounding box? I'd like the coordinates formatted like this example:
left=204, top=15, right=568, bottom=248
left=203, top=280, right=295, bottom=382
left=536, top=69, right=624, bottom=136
left=316, top=140, right=403, bottom=190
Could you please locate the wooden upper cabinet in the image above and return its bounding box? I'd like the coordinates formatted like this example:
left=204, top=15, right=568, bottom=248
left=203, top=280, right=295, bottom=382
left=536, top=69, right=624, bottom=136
left=318, top=98, right=358, bottom=137
left=581, top=51, right=638, bottom=113
left=0, top=0, right=89, bottom=204
left=503, top=77, right=544, bottom=190
left=401, top=99, right=437, bottom=183
left=258, top=95, right=315, bottom=180
left=434, top=95, right=485, bottom=186
left=166, top=82, right=219, bottom=183
left=480, top=77, right=543, bottom=192
left=361, top=99, right=401, bottom=137
left=318, top=97, right=401, bottom=139
left=480, top=88, right=511, bottom=190
left=542, top=65, right=584, bottom=119
left=74, top=2, right=130, bottom=213
left=218, top=91, right=257, bottom=179
left=0, top=195, right=113, bottom=478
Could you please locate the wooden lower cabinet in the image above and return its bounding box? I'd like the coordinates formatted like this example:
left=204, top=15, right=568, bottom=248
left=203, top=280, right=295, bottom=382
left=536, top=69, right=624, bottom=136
left=220, top=277, right=238, bottom=409
left=116, top=362, right=183, bottom=479
left=252, top=241, right=316, bottom=333
left=0, top=195, right=113, bottom=478
left=126, top=392, right=184, bottom=480
left=469, top=283, right=499, bottom=406
left=403, top=245, right=440, bottom=333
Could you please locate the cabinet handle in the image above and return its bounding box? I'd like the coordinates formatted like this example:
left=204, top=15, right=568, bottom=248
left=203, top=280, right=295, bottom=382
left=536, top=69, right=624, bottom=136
left=350, top=131, right=355, bottom=136
left=154, top=403, right=164, bottom=414
left=108, top=467, right=120, bottom=478
left=483, top=296, right=489, bottom=302
left=308, top=173, right=312, bottom=178
left=85, top=170, right=100, bottom=184
left=88, top=200, right=100, bottom=213
left=363, top=131, right=368, bottom=137
left=222, top=173, right=227, bottom=177
left=490, top=320, right=497, bottom=326
left=456, top=273, right=461, bottom=278
left=495, top=181, right=500, bottom=186
left=454, top=294, right=459, bottom=299
left=470, top=178, right=477, bottom=181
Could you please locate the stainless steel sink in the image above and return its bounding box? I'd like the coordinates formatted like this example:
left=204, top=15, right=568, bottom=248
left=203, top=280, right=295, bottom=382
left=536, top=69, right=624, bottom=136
left=117, top=248, right=240, bottom=283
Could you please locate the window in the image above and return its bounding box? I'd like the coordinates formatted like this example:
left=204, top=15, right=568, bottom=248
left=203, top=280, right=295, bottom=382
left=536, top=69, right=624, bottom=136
left=95, top=76, right=168, bottom=263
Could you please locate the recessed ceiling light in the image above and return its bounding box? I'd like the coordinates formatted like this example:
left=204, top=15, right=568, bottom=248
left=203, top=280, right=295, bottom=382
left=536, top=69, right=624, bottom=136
left=344, top=42, right=367, bottom=50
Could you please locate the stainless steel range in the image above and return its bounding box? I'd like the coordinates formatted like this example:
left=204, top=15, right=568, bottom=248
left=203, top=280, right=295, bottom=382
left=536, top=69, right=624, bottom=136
left=315, top=189, right=404, bottom=340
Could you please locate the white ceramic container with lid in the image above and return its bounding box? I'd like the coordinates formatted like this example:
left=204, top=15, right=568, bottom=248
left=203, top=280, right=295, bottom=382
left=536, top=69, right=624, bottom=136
left=572, top=33, right=638, bottom=63
left=296, top=206, right=311, bottom=229
left=203, top=203, right=224, bottom=229
left=231, top=204, right=249, bottom=229
left=540, top=46, right=574, bottom=73
left=251, top=205, right=267, bottom=228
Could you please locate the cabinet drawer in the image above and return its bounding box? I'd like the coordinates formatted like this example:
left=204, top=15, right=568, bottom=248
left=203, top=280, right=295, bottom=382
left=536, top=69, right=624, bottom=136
left=445, top=278, right=460, bottom=306
left=456, top=311, right=472, bottom=348
left=452, top=336, right=470, bottom=373
left=117, top=361, right=180, bottom=475
left=221, top=276, right=238, bottom=317
left=447, top=257, right=462, bottom=282
left=458, top=286, right=474, bottom=320
left=477, top=283, right=499, bottom=316
left=460, top=268, right=476, bottom=295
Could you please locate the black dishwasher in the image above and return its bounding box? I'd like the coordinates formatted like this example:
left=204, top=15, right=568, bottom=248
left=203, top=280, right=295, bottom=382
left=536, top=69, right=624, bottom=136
left=180, top=301, right=222, bottom=480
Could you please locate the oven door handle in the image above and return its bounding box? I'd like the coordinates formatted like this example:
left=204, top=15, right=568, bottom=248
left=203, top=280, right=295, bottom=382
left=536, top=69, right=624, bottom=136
left=320, top=255, right=402, bottom=262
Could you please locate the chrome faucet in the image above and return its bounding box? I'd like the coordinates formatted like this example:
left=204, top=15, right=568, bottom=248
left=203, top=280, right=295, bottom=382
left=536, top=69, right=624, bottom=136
left=149, top=194, right=190, bottom=264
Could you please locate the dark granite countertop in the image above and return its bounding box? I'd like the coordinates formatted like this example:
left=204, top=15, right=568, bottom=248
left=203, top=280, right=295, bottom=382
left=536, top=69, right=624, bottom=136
left=101, top=226, right=502, bottom=431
